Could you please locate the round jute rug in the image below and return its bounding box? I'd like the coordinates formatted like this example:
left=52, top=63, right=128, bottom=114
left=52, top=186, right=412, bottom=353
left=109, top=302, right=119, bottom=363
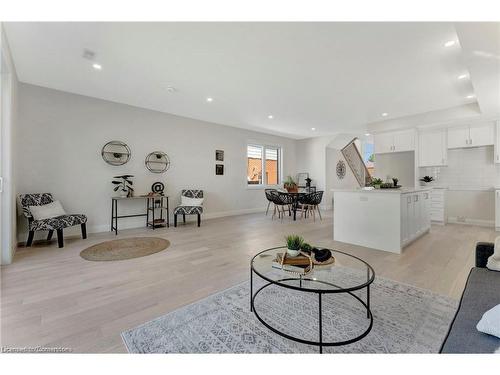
left=80, top=237, right=170, bottom=261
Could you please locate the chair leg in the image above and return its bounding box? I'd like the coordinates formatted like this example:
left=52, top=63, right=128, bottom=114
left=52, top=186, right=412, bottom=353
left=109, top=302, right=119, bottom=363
left=174, top=214, right=178, bottom=227
left=197, top=214, right=201, bottom=227
left=183, top=214, right=186, bottom=223
left=317, top=205, right=322, bottom=220
left=56, top=229, right=64, bottom=248
left=81, top=223, right=87, bottom=239
left=26, top=231, right=35, bottom=247
left=47, top=230, right=54, bottom=241
left=265, top=201, right=271, bottom=215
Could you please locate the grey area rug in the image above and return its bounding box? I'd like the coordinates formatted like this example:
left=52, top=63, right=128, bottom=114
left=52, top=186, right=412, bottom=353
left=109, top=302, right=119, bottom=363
left=122, top=268, right=458, bottom=353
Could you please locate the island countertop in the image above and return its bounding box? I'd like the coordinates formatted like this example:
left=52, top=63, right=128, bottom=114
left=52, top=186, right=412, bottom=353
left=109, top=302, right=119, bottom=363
left=331, top=187, right=432, bottom=194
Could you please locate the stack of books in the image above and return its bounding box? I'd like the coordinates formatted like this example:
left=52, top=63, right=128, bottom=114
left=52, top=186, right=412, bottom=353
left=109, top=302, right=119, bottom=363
left=272, top=252, right=311, bottom=273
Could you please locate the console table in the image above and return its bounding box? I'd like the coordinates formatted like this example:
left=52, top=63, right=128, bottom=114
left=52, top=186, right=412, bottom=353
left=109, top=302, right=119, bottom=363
left=111, top=196, right=170, bottom=235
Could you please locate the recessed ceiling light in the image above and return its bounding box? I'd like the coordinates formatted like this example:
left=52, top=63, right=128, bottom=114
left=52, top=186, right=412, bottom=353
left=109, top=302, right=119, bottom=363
left=466, top=94, right=475, bottom=99
left=444, top=40, right=456, bottom=47
left=165, top=86, right=177, bottom=93
left=381, top=112, right=388, bottom=117
left=311, top=127, right=316, bottom=131
left=206, top=97, right=213, bottom=102
left=457, top=74, right=468, bottom=80
left=267, top=115, right=274, bottom=119
left=92, top=63, right=102, bottom=70
left=365, top=133, right=371, bottom=136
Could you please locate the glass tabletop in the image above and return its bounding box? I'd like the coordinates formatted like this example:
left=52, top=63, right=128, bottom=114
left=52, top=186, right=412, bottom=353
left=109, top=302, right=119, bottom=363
left=251, top=246, right=374, bottom=293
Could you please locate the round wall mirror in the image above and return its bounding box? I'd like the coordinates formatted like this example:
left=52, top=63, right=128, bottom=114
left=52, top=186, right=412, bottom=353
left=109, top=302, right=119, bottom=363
left=101, top=141, right=131, bottom=166
left=145, top=151, right=170, bottom=173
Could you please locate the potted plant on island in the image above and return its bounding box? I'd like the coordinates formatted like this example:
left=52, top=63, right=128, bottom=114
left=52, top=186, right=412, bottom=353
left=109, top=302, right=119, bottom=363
left=371, top=177, right=383, bottom=189
left=112, top=175, right=134, bottom=197
left=283, top=176, right=298, bottom=193
left=285, top=234, right=304, bottom=257
left=419, top=176, right=434, bottom=186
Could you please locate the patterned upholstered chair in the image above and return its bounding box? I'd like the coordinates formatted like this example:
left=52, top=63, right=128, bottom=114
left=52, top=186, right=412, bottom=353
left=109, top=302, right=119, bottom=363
left=19, top=193, right=87, bottom=248
left=173, top=189, right=203, bottom=227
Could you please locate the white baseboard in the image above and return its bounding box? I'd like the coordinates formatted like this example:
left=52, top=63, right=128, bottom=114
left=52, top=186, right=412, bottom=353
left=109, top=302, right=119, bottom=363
left=17, top=206, right=268, bottom=245
left=447, top=216, right=494, bottom=227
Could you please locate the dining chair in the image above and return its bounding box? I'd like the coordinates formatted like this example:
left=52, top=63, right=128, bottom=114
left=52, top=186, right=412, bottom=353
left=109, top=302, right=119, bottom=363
left=264, top=188, right=277, bottom=216
left=299, top=191, right=324, bottom=222
left=273, top=191, right=294, bottom=222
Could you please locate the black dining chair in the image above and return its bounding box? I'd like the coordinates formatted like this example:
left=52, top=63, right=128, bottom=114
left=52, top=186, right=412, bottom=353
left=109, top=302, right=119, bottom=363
left=298, top=191, right=324, bottom=222
left=264, top=188, right=277, bottom=216
left=273, top=192, right=294, bottom=222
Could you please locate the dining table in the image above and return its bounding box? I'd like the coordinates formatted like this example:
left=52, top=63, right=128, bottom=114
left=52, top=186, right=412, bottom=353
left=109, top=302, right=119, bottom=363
left=276, top=189, right=311, bottom=221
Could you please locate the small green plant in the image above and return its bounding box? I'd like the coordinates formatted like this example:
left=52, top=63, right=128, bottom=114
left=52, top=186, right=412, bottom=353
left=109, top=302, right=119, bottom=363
left=283, top=176, right=298, bottom=189
left=371, top=178, right=383, bottom=186
left=285, top=234, right=304, bottom=250
left=301, top=242, right=312, bottom=253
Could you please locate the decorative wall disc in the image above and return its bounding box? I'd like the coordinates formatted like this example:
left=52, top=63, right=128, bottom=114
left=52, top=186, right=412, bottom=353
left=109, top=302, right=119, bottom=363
left=151, top=182, right=165, bottom=194
left=101, top=141, right=131, bottom=166
left=336, top=160, right=346, bottom=179
left=145, top=151, right=170, bottom=173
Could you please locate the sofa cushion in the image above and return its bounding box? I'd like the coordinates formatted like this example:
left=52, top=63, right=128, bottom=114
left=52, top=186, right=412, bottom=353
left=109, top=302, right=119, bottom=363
left=441, top=268, right=500, bottom=353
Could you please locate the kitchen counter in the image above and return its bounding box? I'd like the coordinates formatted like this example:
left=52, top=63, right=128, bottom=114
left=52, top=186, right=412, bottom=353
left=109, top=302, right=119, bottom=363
left=333, top=188, right=431, bottom=253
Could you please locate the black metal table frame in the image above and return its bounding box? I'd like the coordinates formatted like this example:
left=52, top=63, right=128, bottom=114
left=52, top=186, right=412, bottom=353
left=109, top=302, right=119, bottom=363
left=250, top=247, right=375, bottom=353
left=111, top=196, right=170, bottom=235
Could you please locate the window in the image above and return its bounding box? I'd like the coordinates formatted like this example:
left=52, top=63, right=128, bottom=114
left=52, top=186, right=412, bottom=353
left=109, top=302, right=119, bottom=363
left=363, top=141, right=374, bottom=177
left=247, top=144, right=281, bottom=186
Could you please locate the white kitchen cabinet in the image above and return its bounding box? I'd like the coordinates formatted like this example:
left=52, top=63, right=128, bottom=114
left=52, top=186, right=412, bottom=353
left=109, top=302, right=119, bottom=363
left=400, top=190, right=431, bottom=247
left=494, top=121, right=500, bottom=164
left=448, top=123, right=495, bottom=149
left=429, top=188, right=446, bottom=225
left=418, top=129, right=447, bottom=167
left=374, top=129, right=415, bottom=154
left=496, top=190, right=500, bottom=231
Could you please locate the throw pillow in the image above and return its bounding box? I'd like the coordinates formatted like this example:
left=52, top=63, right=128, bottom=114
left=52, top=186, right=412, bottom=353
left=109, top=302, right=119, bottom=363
left=486, top=237, right=500, bottom=271
left=181, top=196, right=204, bottom=206
left=477, top=304, right=500, bottom=339
left=30, top=200, right=66, bottom=220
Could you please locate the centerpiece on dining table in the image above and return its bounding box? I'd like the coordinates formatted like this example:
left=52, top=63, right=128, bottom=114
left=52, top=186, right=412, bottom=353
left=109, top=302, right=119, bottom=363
left=283, top=175, right=298, bottom=193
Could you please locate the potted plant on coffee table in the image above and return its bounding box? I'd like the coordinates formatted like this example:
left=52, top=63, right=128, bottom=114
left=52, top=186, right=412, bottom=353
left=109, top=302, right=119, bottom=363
left=283, top=176, right=298, bottom=193
left=285, top=234, right=304, bottom=257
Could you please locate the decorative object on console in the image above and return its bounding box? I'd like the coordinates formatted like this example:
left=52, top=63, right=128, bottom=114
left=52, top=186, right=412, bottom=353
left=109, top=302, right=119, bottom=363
left=112, top=175, right=134, bottom=197
left=101, top=140, right=131, bottom=166
left=296, top=173, right=309, bottom=187
left=145, top=151, right=170, bottom=173
left=305, top=177, right=312, bottom=188
left=174, top=189, right=204, bottom=227
left=283, top=176, right=298, bottom=193
left=151, top=182, right=165, bottom=195
left=215, top=150, right=224, bottom=161
left=215, top=164, right=224, bottom=175
left=19, top=193, right=87, bottom=248
left=336, top=160, right=346, bottom=179
left=285, top=234, right=304, bottom=257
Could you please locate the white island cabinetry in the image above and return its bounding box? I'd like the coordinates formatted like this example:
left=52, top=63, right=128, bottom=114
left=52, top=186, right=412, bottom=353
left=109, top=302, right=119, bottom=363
left=333, top=188, right=431, bottom=254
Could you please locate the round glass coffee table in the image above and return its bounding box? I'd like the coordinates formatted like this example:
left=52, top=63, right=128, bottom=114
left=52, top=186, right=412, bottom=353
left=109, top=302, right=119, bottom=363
left=250, top=246, right=375, bottom=353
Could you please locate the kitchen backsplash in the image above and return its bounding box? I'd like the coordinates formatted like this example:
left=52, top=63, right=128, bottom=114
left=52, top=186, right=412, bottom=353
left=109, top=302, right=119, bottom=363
left=419, top=146, right=500, bottom=190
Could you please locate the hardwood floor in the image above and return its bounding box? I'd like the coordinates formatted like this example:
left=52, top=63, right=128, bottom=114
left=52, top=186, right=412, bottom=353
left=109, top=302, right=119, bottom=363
left=1, top=210, right=497, bottom=353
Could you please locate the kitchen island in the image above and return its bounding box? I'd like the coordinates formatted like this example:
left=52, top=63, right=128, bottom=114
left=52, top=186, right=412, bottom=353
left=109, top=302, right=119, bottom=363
left=332, top=187, right=432, bottom=253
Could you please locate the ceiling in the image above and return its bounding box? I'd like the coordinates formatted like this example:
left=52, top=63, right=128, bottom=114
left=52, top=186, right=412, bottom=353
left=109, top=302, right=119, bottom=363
left=4, top=22, right=499, bottom=139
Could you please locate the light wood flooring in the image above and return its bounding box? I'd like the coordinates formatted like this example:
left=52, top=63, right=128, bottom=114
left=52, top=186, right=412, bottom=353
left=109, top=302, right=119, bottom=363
left=1, top=210, right=497, bottom=353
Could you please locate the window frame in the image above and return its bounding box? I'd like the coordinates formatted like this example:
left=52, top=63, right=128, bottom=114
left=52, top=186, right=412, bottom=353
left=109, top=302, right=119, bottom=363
left=246, top=143, right=283, bottom=189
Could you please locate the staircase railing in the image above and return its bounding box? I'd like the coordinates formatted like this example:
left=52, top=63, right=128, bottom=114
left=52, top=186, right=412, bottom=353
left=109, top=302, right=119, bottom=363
left=340, top=138, right=372, bottom=187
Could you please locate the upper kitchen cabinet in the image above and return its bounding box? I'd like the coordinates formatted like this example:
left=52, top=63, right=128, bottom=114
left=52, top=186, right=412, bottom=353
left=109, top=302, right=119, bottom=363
left=418, top=129, right=447, bottom=167
left=447, top=123, right=495, bottom=149
left=374, top=129, right=415, bottom=154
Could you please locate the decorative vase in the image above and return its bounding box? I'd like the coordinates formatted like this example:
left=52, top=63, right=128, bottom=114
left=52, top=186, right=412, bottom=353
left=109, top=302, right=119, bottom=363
left=373, top=184, right=381, bottom=189
left=287, top=248, right=301, bottom=257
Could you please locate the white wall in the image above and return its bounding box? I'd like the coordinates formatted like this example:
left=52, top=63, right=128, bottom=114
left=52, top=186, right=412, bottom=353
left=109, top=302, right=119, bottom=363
left=15, top=83, right=297, bottom=242
left=374, top=151, right=415, bottom=187
left=1, top=25, right=19, bottom=265
left=420, top=146, right=500, bottom=225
